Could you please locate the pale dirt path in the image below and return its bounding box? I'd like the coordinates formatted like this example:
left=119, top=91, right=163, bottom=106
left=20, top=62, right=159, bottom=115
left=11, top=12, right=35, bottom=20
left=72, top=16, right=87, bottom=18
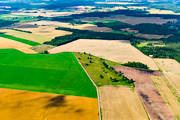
left=0, top=88, right=99, bottom=120
left=99, top=86, right=149, bottom=120
left=48, top=39, right=158, bottom=70
left=0, top=37, right=37, bottom=54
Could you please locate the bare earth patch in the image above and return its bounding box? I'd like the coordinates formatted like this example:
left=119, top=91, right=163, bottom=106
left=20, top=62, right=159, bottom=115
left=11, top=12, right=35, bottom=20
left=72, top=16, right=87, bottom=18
left=99, top=86, right=148, bottom=120
left=113, top=66, right=174, bottom=120
left=0, top=37, right=36, bottom=54
left=48, top=39, right=158, bottom=70
left=0, top=88, right=99, bottom=120
left=154, top=59, right=180, bottom=94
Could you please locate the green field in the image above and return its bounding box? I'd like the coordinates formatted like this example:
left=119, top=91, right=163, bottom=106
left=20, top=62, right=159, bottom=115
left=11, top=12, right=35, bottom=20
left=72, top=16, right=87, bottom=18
left=0, top=49, right=97, bottom=98
left=0, top=33, right=41, bottom=46
left=74, top=52, right=134, bottom=87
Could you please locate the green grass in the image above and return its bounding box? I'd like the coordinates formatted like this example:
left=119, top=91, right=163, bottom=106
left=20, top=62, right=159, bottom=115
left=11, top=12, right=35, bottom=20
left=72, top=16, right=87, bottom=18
left=0, top=34, right=41, bottom=46
left=74, top=52, right=134, bottom=87
left=0, top=49, right=97, bottom=98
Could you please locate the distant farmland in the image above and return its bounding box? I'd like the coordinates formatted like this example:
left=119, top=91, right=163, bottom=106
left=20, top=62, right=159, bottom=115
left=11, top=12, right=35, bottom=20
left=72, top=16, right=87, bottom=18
left=0, top=49, right=97, bottom=98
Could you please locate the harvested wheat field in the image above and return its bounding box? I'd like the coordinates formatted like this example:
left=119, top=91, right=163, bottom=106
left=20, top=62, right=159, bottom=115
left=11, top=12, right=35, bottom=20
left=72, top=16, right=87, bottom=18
left=99, top=86, right=148, bottom=120
left=48, top=39, right=158, bottom=70
left=27, top=21, right=112, bottom=32
left=152, top=76, right=180, bottom=119
left=0, top=29, right=51, bottom=43
left=0, top=88, right=99, bottom=120
left=0, top=37, right=36, bottom=53
left=16, top=26, right=72, bottom=38
left=154, top=59, right=180, bottom=93
left=114, top=66, right=174, bottom=120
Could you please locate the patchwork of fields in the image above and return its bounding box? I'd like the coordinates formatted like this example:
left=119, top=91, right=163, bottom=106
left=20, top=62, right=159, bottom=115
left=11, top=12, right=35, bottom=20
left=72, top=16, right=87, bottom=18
left=0, top=49, right=97, bottom=98
left=48, top=39, right=159, bottom=70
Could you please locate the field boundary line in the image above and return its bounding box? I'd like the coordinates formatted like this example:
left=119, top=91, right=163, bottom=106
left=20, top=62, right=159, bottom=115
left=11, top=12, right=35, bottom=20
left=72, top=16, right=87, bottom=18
left=153, top=59, right=180, bottom=95
left=74, top=54, right=102, bottom=120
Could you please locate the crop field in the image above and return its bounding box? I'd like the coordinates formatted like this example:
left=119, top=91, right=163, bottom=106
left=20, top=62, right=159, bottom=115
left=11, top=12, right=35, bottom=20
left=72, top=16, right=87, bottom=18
left=48, top=39, right=158, bottom=70
left=0, top=49, right=97, bottom=98
left=99, top=86, right=148, bottom=120
left=0, top=37, right=37, bottom=53
left=0, top=29, right=51, bottom=43
left=114, top=66, right=174, bottom=120
left=0, top=88, right=99, bottom=120
left=152, top=76, right=180, bottom=120
left=154, top=59, right=180, bottom=93
left=0, top=33, right=40, bottom=46
left=16, top=26, right=72, bottom=39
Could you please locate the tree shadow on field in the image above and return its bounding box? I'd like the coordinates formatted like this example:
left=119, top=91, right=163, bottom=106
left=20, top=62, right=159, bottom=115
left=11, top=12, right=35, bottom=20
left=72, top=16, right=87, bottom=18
left=45, top=95, right=66, bottom=108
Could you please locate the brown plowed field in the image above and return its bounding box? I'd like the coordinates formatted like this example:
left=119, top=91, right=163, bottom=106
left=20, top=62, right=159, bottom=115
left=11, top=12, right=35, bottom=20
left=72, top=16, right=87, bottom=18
left=0, top=88, right=99, bottom=120
left=0, top=37, right=36, bottom=53
left=48, top=39, right=158, bottom=70
left=99, top=86, right=148, bottom=120
left=113, top=66, right=174, bottom=120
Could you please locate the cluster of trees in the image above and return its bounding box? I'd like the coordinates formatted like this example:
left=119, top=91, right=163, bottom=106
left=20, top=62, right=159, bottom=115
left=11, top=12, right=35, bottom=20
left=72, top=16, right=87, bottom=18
left=122, top=62, right=149, bottom=70
left=44, top=27, right=135, bottom=46
left=0, top=20, right=16, bottom=28
left=138, top=46, right=178, bottom=59
left=11, top=28, right=32, bottom=33
left=95, top=21, right=131, bottom=31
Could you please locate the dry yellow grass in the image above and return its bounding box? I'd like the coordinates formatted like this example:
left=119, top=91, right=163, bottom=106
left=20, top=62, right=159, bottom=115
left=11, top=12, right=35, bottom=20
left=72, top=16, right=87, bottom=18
left=17, top=26, right=72, bottom=39
left=152, top=76, right=180, bottom=119
left=0, top=37, right=36, bottom=53
left=154, top=59, right=180, bottom=93
left=99, top=86, right=148, bottom=120
left=0, top=29, right=51, bottom=43
left=0, top=88, right=99, bottom=120
left=48, top=39, right=158, bottom=70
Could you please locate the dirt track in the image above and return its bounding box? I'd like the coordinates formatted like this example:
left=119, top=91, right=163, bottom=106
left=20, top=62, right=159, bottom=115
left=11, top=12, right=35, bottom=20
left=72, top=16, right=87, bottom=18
left=99, top=86, right=148, bottom=120
left=114, top=66, right=174, bottom=120
left=0, top=88, right=99, bottom=120
left=0, top=37, right=37, bottom=53
left=48, top=39, right=158, bottom=70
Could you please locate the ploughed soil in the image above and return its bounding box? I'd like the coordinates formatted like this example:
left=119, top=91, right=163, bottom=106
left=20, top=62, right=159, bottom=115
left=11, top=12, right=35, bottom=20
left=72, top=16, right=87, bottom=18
left=113, top=66, right=174, bottom=120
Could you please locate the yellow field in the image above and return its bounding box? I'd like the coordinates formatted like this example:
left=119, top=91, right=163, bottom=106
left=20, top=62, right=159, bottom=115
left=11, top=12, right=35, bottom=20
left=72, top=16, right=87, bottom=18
left=154, top=59, right=180, bottom=93
left=147, top=8, right=180, bottom=15
left=0, top=29, right=51, bottom=43
left=48, top=39, right=158, bottom=70
left=16, top=26, right=72, bottom=39
left=152, top=76, right=180, bottom=119
left=0, top=37, right=36, bottom=53
left=99, top=86, right=148, bottom=120
left=0, top=88, right=99, bottom=120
